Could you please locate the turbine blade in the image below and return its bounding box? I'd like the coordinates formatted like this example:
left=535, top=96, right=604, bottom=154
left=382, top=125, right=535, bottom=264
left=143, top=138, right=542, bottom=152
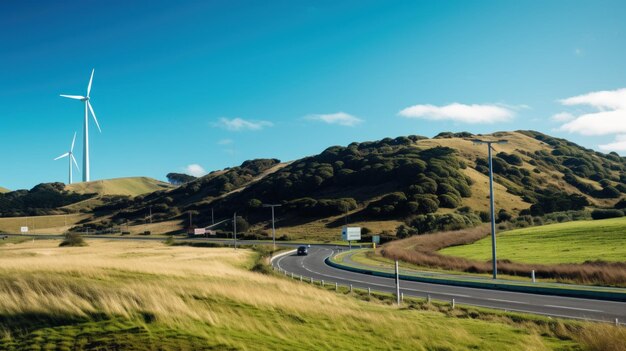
left=54, top=152, right=69, bottom=160
left=87, top=69, right=94, bottom=96
left=71, top=132, right=77, bottom=151
left=60, top=94, right=85, bottom=100
left=88, top=102, right=101, bottom=132
left=71, top=154, right=80, bottom=171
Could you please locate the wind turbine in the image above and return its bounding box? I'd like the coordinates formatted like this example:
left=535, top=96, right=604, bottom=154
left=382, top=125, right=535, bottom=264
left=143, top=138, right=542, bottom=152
left=54, top=132, right=80, bottom=184
left=60, top=69, right=101, bottom=182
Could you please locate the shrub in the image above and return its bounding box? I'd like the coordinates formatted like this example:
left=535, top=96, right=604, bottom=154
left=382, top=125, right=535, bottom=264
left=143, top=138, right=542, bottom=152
left=591, top=209, right=624, bottom=220
left=438, top=194, right=460, bottom=208
left=59, top=233, right=87, bottom=247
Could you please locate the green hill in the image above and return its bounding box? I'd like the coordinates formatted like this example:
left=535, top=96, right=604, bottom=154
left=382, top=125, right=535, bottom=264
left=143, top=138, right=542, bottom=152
left=439, top=217, right=626, bottom=264
left=87, top=130, right=625, bottom=239
left=66, top=177, right=174, bottom=197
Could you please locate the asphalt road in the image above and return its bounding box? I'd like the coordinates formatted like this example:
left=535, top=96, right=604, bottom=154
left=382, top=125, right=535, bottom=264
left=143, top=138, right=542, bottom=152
left=274, top=246, right=626, bottom=324
left=6, top=234, right=626, bottom=323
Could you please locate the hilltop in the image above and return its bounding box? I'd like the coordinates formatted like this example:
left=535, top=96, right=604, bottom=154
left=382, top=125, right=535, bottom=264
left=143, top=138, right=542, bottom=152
left=83, top=130, right=625, bottom=238
left=0, top=186, right=9, bottom=194
left=66, top=176, right=174, bottom=197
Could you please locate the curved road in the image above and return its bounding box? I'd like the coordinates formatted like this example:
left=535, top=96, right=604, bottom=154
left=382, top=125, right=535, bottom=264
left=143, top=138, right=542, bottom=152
left=274, top=246, right=626, bottom=324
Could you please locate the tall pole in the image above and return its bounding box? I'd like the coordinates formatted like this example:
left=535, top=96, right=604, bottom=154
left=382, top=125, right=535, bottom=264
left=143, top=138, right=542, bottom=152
left=68, top=154, right=72, bottom=184
left=83, top=101, right=89, bottom=182
left=149, top=206, right=152, bottom=224
left=488, top=144, right=497, bottom=279
left=233, top=212, right=237, bottom=249
left=472, top=139, right=507, bottom=280
left=271, top=206, right=276, bottom=249
left=211, top=208, right=214, bottom=225
left=395, top=260, right=400, bottom=305
left=263, top=204, right=282, bottom=250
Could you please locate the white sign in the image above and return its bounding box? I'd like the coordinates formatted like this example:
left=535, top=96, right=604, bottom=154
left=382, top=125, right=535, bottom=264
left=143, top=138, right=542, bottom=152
left=342, top=227, right=361, bottom=241
left=193, top=228, right=206, bottom=235
left=20, top=226, right=28, bottom=233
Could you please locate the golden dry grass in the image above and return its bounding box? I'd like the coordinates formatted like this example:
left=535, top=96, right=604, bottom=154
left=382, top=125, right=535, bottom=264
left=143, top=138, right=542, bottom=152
left=0, top=213, right=89, bottom=234
left=66, top=177, right=173, bottom=196
left=0, top=240, right=585, bottom=350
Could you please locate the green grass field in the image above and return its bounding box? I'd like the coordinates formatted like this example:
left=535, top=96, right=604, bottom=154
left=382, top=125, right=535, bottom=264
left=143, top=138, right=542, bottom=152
left=0, top=240, right=598, bottom=350
left=66, top=176, right=173, bottom=196
left=440, top=217, right=626, bottom=264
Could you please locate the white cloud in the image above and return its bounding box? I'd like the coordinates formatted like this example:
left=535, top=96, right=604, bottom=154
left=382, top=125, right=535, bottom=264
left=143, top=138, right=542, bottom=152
left=560, top=88, right=626, bottom=110
left=398, top=103, right=514, bottom=124
left=599, top=135, right=626, bottom=152
left=305, top=112, right=363, bottom=127
left=556, top=88, right=626, bottom=136
left=184, top=164, right=207, bottom=177
left=551, top=112, right=575, bottom=122
left=217, top=117, right=273, bottom=131
left=217, top=138, right=233, bottom=145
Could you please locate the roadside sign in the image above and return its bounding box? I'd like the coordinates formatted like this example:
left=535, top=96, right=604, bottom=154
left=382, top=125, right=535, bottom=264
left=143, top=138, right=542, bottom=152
left=20, top=226, right=28, bottom=233
left=190, top=228, right=206, bottom=235
left=341, top=227, right=361, bottom=241
left=372, top=235, right=380, bottom=244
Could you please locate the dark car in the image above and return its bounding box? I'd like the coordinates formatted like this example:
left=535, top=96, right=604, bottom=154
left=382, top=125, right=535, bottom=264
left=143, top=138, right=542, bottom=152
left=297, top=245, right=308, bottom=256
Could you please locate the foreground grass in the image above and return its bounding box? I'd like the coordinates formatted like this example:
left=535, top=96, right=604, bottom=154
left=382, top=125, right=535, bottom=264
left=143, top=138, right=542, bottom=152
left=0, top=240, right=594, bottom=350
left=440, top=217, right=626, bottom=264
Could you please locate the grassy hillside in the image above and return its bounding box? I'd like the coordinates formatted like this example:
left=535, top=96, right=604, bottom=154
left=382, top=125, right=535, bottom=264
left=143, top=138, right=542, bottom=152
left=440, top=217, right=626, bottom=264
left=0, top=213, right=89, bottom=234
left=66, top=177, right=173, bottom=196
left=0, top=187, right=9, bottom=194
left=79, top=131, right=626, bottom=240
left=0, top=239, right=605, bottom=350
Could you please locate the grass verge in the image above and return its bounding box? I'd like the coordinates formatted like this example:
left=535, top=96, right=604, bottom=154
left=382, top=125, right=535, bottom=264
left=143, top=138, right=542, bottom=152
left=381, top=225, right=626, bottom=287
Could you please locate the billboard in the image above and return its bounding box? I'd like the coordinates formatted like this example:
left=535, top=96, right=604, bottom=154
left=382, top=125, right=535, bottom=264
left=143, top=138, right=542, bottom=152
left=341, top=227, right=361, bottom=241
left=20, top=226, right=28, bottom=233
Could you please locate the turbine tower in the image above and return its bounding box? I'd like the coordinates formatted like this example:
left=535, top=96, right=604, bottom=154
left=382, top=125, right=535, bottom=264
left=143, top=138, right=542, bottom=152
left=60, top=69, right=101, bottom=182
left=54, top=132, right=80, bottom=184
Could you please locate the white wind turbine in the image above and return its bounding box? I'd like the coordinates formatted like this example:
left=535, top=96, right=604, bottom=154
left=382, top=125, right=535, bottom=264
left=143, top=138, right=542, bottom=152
left=54, top=132, right=80, bottom=184
left=60, top=69, right=101, bottom=182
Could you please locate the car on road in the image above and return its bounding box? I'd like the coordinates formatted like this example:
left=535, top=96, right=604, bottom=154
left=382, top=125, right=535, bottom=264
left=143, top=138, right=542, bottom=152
left=297, top=245, right=308, bottom=256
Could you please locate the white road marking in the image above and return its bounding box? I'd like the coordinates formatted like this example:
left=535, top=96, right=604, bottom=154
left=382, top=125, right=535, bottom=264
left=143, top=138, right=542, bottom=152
left=544, top=305, right=603, bottom=313
left=487, top=298, right=526, bottom=304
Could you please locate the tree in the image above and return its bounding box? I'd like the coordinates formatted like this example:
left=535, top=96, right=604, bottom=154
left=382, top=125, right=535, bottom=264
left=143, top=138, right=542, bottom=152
left=235, top=217, right=250, bottom=233
left=166, top=173, right=197, bottom=185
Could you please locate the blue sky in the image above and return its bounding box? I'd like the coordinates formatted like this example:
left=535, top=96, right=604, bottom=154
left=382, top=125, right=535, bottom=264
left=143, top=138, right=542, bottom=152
left=2, top=0, right=626, bottom=190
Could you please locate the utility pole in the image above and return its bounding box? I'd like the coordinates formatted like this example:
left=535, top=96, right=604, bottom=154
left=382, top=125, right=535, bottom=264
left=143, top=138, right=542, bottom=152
left=211, top=208, right=214, bottom=225
left=395, top=260, right=400, bottom=305
left=472, top=138, right=507, bottom=279
left=344, top=205, right=351, bottom=250
left=189, top=211, right=192, bottom=228
left=262, top=204, right=282, bottom=250
left=233, top=212, right=237, bottom=250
